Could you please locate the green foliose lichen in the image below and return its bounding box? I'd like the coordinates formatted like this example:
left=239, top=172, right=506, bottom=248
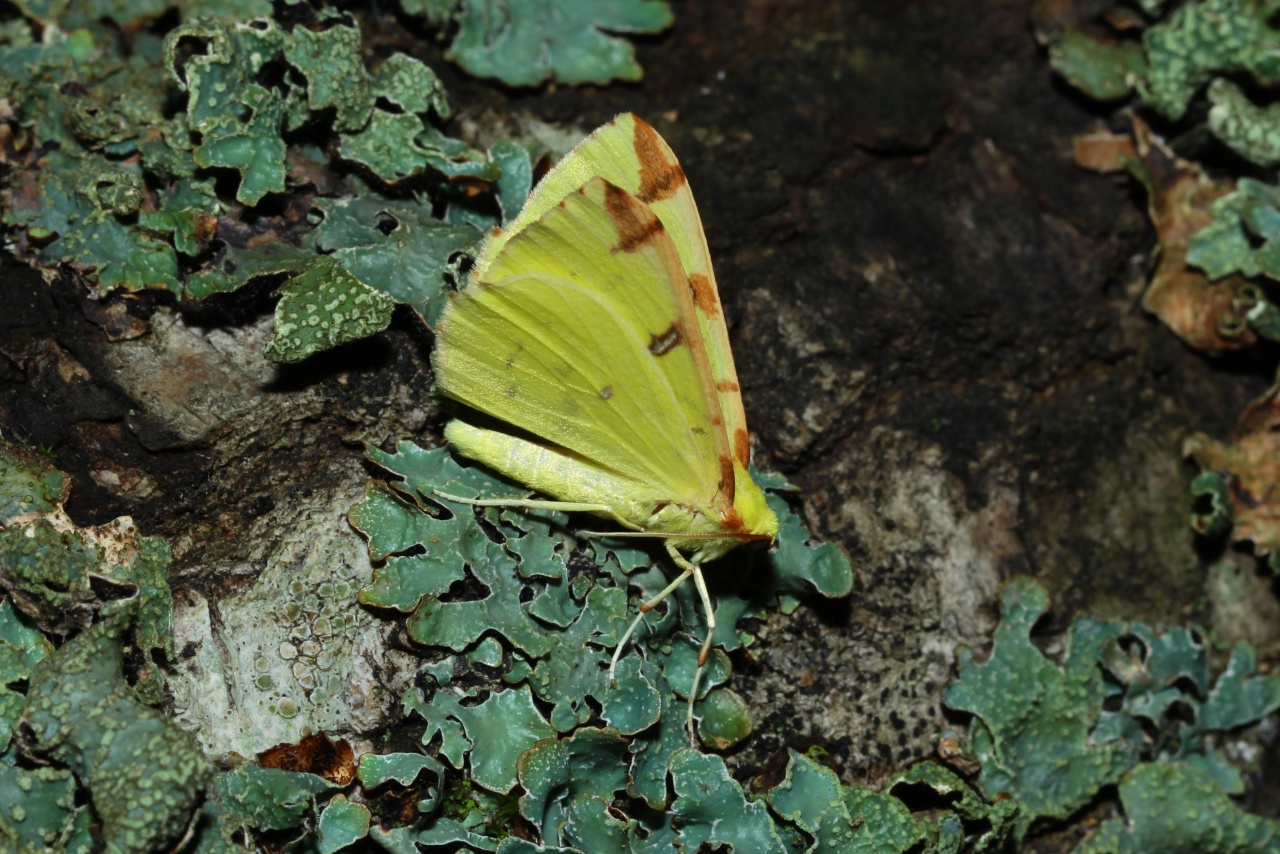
left=1, top=2, right=678, bottom=365
left=1138, top=0, right=1280, bottom=121
left=1185, top=178, right=1280, bottom=281
left=208, top=764, right=337, bottom=835
left=1046, top=28, right=1146, bottom=102
left=946, top=576, right=1280, bottom=845
left=0, top=437, right=68, bottom=523
left=0, top=440, right=211, bottom=853
left=1207, top=78, right=1280, bottom=167
left=264, top=256, right=397, bottom=363
left=349, top=443, right=843, bottom=758
left=1076, top=760, right=1280, bottom=853
left=0, top=490, right=174, bottom=708
left=1038, top=0, right=1280, bottom=167
left=313, top=196, right=481, bottom=325
left=20, top=613, right=212, bottom=853
left=342, top=443, right=1016, bottom=851
left=946, top=577, right=1138, bottom=838
left=445, top=0, right=674, bottom=87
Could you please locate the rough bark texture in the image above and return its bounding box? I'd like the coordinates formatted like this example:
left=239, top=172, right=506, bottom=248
left=2, top=0, right=1275, bottom=813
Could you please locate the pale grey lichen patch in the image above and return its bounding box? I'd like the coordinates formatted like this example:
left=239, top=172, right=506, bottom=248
left=754, top=426, right=1016, bottom=772
left=18, top=612, right=211, bottom=853
left=169, top=483, right=415, bottom=756
left=1206, top=555, right=1280, bottom=649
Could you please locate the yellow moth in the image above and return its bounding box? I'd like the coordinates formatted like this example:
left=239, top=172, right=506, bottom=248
left=432, top=113, right=779, bottom=737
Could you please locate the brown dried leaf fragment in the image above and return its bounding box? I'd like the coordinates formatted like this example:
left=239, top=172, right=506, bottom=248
left=1072, top=130, right=1135, bottom=173
left=1125, top=116, right=1257, bottom=353
left=1185, top=382, right=1280, bottom=558
left=257, top=732, right=357, bottom=786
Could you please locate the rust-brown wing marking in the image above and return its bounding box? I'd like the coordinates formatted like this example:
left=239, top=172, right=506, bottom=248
left=633, top=118, right=688, bottom=204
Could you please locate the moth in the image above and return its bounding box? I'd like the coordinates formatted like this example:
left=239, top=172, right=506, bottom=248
left=432, top=113, right=778, bottom=737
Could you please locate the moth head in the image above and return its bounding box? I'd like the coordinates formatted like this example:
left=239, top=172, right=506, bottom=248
left=730, top=460, right=778, bottom=545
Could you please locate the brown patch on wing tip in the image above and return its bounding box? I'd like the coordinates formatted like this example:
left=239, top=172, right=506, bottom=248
left=489, top=226, right=502, bottom=239
left=603, top=182, right=664, bottom=253
left=734, top=428, right=750, bottom=464
left=648, top=323, right=682, bottom=356
left=718, top=454, right=735, bottom=500
left=688, top=274, right=719, bottom=317
left=633, top=119, right=687, bottom=204
left=716, top=379, right=740, bottom=393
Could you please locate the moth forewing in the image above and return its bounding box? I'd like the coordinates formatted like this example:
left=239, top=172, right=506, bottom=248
left=474, top=114, right=750, bottom=466
left=437, top=178, right=729, bottom=502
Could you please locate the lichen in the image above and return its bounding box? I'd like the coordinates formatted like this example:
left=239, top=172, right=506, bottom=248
left=349, top=443, right=847, bottom=759
left=168, top=484, right=414, bottom=757
left=1185, top=383, right=1280, bottom=567
left=1076, top=760, right=1280, bottom=853
left=946, top=576, right=1280, bottom=843
left=446, top=0, right=675, bottom=87
left=1, top=1, right=678, bottom=364
left=264, top=256, right=397, bottom=363
left=0, top=438, right=211, bottom=851
left=1037, top=1, right=1280, bottom=591
left=19, top=612, right=211, bottom=853
left=0, top=437, right=68, bottom=523
left=336, top=442, right=1017, bottom=852
left=0, top=452, right=175, bottom=705
left=1139, top=0, right=1280, bottom=120
left=946, top=577, right=1137, bottom=839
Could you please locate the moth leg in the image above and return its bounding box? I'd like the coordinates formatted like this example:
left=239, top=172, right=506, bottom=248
left=681, top=552, right=716, bottom=744
left=432, top=491, right=643, bottom=531
left=608, top=558, right=694, bottom=685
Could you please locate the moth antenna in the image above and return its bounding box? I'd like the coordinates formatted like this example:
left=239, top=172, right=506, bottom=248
left=431, top=489, right=535, bottom=505
left=579, top=529, right=674, bottom=539
left=580, top=529, right=766, bottom=541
